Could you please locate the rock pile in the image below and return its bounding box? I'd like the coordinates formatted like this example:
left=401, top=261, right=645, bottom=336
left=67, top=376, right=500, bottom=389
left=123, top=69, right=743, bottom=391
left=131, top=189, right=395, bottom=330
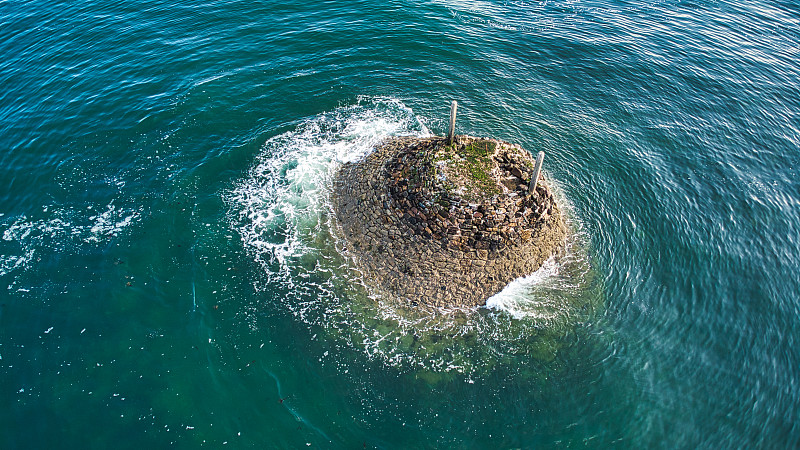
left=332, top=135, right=566, bottom=308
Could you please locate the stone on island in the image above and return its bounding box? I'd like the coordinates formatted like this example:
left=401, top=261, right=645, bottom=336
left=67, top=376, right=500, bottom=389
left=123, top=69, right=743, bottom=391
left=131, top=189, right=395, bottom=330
left=332, top=135, right=566, bottom=308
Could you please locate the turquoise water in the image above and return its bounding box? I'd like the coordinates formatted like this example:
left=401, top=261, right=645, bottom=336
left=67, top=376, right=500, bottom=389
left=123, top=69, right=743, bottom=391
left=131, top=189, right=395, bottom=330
left=2, top=0, right=799, bottom=447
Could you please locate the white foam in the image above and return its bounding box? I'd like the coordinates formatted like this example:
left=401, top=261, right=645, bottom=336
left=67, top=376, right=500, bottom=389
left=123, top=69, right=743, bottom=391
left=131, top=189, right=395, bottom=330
left=485, top=256, right=562, bottom=319
left=86, top=203, right=141, bottom=243
left=0, top=250, right=34, bottom=277
left=230, top=97, right=427, bottom=270
left=0, top=202, right=141, bottom=278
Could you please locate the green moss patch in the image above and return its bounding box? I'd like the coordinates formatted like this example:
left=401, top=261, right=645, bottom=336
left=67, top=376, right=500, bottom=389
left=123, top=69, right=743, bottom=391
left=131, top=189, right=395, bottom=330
left=434, top=139, right=501, bottom=201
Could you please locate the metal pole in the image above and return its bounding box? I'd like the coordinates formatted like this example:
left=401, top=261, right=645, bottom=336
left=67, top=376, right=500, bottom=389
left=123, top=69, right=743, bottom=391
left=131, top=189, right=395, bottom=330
left=447, top=100, right=457, bottom=144
left=529, top=151, right=544, bottom=191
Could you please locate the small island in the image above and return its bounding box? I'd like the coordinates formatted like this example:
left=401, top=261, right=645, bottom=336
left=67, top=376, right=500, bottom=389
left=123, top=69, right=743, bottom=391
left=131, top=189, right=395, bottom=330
left=332, top=134, right=566, bottom=308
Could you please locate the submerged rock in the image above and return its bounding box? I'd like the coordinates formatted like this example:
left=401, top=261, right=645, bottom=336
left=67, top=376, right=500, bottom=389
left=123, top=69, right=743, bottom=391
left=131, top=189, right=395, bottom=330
left=332, top=135, right=566, bottom=308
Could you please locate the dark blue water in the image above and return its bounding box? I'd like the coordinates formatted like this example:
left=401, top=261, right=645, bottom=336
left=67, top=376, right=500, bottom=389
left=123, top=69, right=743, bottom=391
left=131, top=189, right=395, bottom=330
left=2, top=0, right=799, bottom=447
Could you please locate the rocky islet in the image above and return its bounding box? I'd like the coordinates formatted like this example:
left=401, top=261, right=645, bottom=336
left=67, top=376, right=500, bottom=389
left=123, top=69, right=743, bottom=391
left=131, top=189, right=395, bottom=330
left=332, top=135, right=566, bottom=308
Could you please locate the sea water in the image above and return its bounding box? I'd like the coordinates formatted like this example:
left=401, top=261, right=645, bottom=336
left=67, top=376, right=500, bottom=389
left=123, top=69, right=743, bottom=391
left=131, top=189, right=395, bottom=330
left=1, top=0, right=799, bottom=447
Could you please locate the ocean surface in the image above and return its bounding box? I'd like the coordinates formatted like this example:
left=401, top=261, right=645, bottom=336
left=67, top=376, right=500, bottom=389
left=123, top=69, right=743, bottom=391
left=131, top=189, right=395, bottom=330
left=2, top=0, right=799, bottom=447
